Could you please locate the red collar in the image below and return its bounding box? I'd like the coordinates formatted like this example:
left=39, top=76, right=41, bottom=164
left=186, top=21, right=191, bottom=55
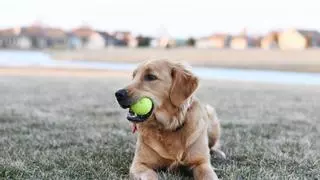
left=132, top=123, right=138, bottom=133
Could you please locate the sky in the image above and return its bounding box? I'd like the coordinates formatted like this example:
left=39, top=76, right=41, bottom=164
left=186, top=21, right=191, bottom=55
left=0, top=0, right=319, bottom=38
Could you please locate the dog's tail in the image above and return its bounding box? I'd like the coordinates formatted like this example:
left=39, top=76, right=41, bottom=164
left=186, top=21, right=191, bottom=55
left=205, top=104, right=226, bottom=159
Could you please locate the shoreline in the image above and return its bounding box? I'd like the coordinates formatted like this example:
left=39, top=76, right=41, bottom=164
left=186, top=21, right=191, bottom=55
left=48, top=48, right=320, bottom=73
left=1, top=67, right=319, bottom=88
left=0, top=67, right=130, bottom=78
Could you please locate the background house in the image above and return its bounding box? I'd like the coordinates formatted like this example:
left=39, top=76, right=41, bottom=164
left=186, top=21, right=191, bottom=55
left=230, top=35, right=258, bottom=49
left=85, top=32, right=106, bottom=50
left=0, top=27, right=32, bottom=49
left=195, top=37, right=214, bottom=48
left=72, top=26, right=105, bottom=49
left=44, top=28, right=68, bottom=49
left=113, top=31, right=127, bottom=46
left=278, top=29, right=320, bottom=50
left=21, top=26, right=48, bottom=49
left=195, top=34, right=231, bottom=49
left=260, top=31, right=279, bottom=49
left=72, top=26, right=91, bottom=48
left=67, top=32, right=82, bottom=49
left=0, top=28, right=15, bottom=48
left=113, top=31, right=137, bottom=47
left=97, top=31, right=116, bottom=47
left=0, top=26, right=68, bottom=50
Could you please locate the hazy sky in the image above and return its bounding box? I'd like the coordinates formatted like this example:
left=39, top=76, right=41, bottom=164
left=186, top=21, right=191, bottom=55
left=0, top=0, right=319, bottom=38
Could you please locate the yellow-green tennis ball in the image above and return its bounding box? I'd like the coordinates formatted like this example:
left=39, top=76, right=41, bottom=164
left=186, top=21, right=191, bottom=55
left=130, top=97, right=153, bottom=115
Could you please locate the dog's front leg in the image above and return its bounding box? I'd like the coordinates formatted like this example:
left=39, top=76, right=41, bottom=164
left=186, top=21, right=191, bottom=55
left=130, top=163, right=158, bottom=180
left=193, top=163, right=219, bottom=180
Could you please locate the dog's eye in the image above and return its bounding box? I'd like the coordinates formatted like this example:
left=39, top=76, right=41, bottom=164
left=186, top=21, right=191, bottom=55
left=144, top=74, right=158, bottom=81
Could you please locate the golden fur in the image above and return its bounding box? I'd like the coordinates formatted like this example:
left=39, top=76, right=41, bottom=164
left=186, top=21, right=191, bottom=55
left=120, top=59, right=224, bottom=180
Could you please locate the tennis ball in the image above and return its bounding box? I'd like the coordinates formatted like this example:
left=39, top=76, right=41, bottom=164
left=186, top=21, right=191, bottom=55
left=130, top=97, right=153, bottom=115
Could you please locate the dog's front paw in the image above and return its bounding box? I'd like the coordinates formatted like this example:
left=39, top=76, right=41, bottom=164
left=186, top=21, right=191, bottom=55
left=193, top=163, right=219, bottom=180
left=130, top=169, right=158, bottom=180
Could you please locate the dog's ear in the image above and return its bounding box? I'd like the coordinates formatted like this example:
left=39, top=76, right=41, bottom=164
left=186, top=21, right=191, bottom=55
left=169, top=64, right=199, bottom=107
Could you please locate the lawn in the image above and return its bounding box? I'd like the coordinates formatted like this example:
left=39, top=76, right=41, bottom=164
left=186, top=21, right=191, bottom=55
left=0, top=76, right=319, bottom=180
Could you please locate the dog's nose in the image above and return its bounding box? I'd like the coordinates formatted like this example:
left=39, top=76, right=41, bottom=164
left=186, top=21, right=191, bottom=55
left=115, top=89, right=131, bottom=108
left=115, top=89, right=128, bottom=100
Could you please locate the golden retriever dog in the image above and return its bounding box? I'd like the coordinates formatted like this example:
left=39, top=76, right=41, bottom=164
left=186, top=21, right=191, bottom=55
left=115, top=59, right=225, bottom=180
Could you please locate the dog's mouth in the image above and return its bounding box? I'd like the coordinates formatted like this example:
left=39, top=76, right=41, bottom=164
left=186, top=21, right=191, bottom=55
left=126, top=104, right=154, bottom=123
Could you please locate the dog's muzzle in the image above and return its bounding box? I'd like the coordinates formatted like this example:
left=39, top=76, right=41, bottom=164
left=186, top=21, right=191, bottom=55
left=115, top=88, right=154, bottom=123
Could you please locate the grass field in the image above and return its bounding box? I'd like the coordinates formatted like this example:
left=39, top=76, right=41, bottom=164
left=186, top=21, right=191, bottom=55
left=0, top=76, right=319, bottom=180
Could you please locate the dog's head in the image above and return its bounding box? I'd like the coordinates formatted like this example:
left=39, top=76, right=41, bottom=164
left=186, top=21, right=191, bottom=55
left=115, top=59, right=199, bottom=129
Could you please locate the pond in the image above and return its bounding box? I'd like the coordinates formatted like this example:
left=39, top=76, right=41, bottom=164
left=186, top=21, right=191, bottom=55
left=1, top=50, right=320, bottom=85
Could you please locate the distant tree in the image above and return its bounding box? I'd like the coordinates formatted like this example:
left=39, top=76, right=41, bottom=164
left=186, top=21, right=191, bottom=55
left=137, top=35, right=151, bottom=47
left=187, top=37, right=195, bottom=46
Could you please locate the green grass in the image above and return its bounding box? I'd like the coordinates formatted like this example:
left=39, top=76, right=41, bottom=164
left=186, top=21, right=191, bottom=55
left=0, top=77, right=319, bottom=180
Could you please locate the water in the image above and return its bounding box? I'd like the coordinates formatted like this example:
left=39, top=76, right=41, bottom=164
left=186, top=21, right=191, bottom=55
left=1, top=50, right=320, bottom=85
